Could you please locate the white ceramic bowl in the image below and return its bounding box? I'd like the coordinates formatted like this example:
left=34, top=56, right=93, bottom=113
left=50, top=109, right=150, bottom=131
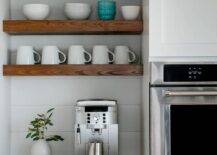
left=121, top=6, right=140, bottom=20
left=64, top=3, right=91, bottom=20
left=23, top=4, right=50, bottom=20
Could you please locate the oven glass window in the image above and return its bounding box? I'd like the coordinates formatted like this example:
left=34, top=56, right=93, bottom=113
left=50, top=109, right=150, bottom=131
left=171, top=105, right=217, bottom=155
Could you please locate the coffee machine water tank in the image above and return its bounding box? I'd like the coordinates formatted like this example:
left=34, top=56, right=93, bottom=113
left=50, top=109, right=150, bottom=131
left=74, top=99, right=118, bottom=155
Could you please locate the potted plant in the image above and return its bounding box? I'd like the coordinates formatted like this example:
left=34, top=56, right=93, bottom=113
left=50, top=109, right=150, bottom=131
left=26, top=108, right=64, bottom=155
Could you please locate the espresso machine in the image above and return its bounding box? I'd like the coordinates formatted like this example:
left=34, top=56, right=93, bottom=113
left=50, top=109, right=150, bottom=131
left=74, top=99, right=118, bottom=155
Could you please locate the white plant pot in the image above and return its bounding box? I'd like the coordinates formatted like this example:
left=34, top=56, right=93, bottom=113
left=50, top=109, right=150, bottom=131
left=31, top=139, right=51, bottom=155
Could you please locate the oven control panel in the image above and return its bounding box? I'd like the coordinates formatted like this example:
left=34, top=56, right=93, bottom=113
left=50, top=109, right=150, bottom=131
left=187, top=66, right=202, bottom=80
left=164, top=64, right=217, bottom=82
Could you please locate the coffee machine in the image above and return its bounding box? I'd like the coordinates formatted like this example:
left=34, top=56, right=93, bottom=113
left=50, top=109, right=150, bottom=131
left=74, top=99, right=118, bottom=155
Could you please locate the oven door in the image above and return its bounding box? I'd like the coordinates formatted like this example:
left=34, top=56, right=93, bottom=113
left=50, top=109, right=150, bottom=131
left=150, top=86, right=217, bottom=155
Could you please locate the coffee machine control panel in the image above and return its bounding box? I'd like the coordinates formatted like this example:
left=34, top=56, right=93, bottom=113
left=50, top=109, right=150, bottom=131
left=75, top=100, right=118, bottom=125
left=86, top=112, right=107, bottom=124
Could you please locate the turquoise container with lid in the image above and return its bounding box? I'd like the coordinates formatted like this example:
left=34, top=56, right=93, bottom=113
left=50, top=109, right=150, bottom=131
left=98, top=0, right=116, bottom=20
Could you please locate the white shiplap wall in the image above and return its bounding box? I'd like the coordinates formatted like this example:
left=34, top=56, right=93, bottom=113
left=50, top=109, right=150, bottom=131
left=10, top=77, right=142, bottom=155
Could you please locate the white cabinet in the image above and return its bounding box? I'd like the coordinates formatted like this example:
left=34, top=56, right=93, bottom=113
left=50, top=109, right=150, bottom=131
left=150, top=0, right=217, bottom=58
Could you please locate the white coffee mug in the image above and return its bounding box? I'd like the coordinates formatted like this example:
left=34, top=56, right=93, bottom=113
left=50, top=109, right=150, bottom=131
left=68, top=45, right=92, bottom=64
left=42, top=46, right=66, bottom=64
left=114, top=46, right=136, bottom=64
left=92, top=45, right=115, bottom=64
left=16, top=46, right=41, bottom=65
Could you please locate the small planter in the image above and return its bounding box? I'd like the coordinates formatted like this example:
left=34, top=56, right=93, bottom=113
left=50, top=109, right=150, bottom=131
left=26, top=108, right=64, bottom=155
left=31, top=139, right=51, bottom=155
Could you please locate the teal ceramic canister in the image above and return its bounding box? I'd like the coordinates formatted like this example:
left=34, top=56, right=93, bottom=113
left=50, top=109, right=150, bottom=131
left=98, top=0, right=116, bottom=20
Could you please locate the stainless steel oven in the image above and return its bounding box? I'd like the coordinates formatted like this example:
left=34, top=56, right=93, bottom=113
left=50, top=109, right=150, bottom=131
left=150, top=62, right=217, bottom=155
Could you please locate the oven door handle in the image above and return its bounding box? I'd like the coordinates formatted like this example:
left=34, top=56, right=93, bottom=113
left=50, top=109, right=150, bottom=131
left=164, top=91, right=217, bottom=97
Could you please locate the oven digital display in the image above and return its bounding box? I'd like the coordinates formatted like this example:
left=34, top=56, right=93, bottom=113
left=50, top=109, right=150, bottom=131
left=164, top=64, right=217, bottom=82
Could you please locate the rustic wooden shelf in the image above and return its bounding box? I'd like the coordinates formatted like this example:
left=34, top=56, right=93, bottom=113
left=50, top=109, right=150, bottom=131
left=3, top=65, right=143, bottom=76
left=3, top=20, right=143, bottom=35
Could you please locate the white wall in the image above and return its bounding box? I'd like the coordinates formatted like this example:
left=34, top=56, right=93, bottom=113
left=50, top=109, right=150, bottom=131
left=9, top=0, right=144, bottom=155
left=0, top=0, right=10, bottom=154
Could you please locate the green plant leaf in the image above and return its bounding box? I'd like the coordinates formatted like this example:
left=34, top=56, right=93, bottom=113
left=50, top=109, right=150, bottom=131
left=46, top=135, right=64, bottom=142
left=30, top=121, right=35, bottom=124
left=26, top=133, right=31, bottom=138
left=48, top=113, right=53, bottom=118
left=33, top=137, right=39, bottom=141
left=28, top=128, right=36, bottom=132
left=54, top=135, right=64, bottom=141
left=45, top=119, right=51, bottom=125
left=37, top=114, right=45, bottom=117
left=48, top=122, right=53, bottom=126
left=46, top=137, right=54, bottom=141
left=31, top=133, right=38, bottom=138
left=47, top=108, right=54, bottom=113
left=58, top=137, right=64, bottom=141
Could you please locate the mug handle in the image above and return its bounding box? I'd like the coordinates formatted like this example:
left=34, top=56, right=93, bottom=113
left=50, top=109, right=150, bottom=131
left=84, top=51, right=92, bottom=63
left=108, top=50, right=115, bottom=63
left=33, top=50, right=41, bottom=64
left=128, top=50, right=136, bottom=63
left=58, top=50, right=66, bottom=64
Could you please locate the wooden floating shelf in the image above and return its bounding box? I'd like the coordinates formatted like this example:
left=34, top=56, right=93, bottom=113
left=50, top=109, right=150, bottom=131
left=3, top=65, right=143, bottom=76
left=3, top=20, right=143, bottom=35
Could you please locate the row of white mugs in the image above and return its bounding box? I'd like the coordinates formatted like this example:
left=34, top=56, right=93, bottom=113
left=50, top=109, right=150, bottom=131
left=16, top=45, right=137, bottom=65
